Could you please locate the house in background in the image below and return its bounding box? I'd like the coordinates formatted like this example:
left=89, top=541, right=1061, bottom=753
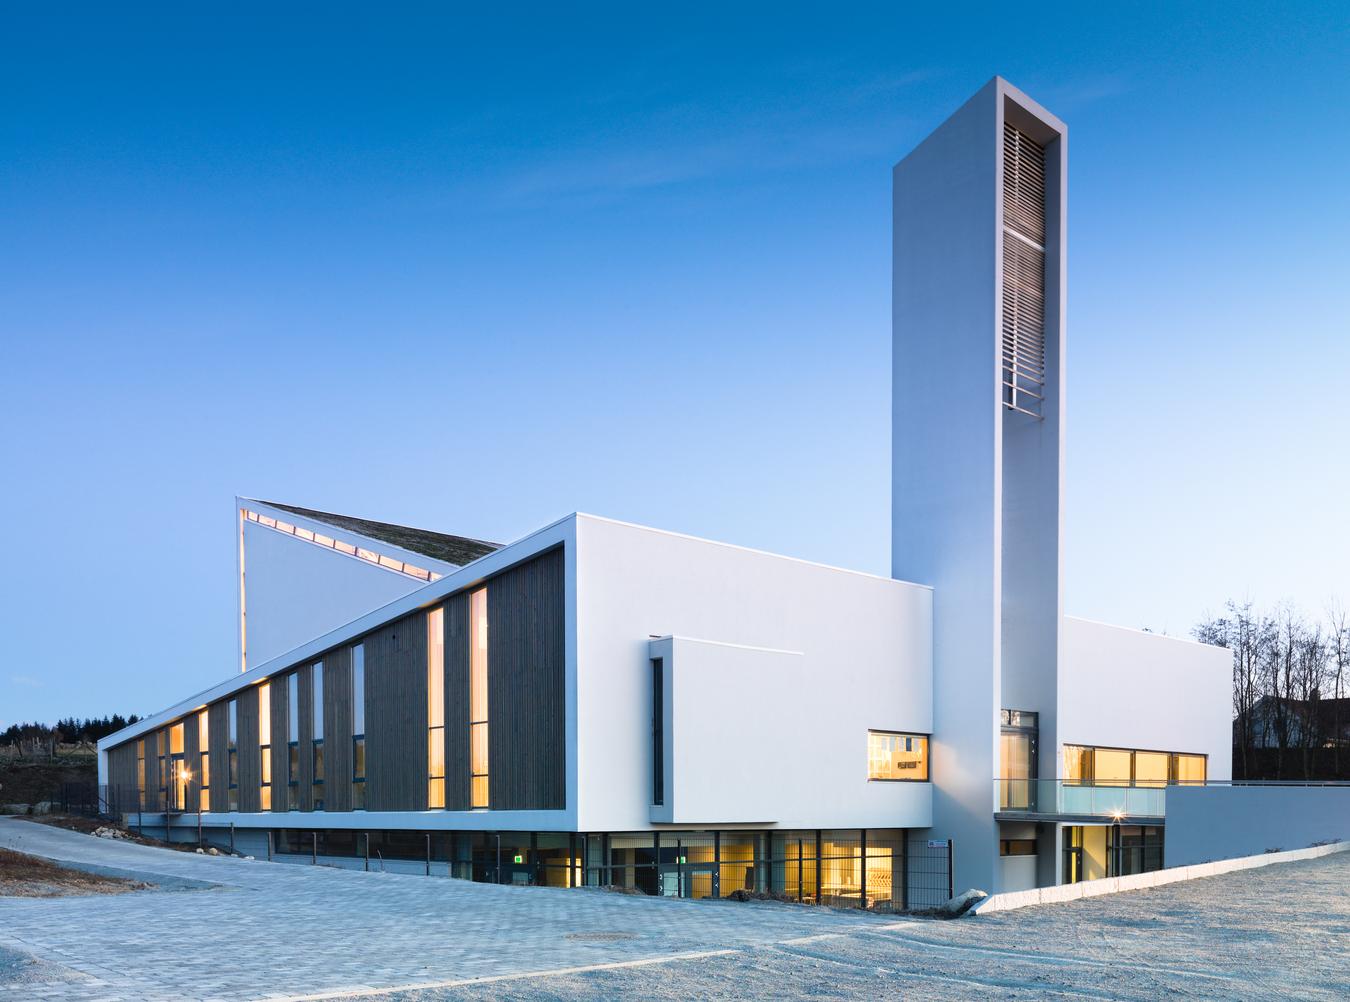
left=100, top=78, right=1235, bottom=905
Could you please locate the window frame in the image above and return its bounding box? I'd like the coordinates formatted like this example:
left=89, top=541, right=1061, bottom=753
left=865, top=729, right=931, bottom=783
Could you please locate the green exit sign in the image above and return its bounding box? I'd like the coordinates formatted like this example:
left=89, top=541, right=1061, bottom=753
left=513, top=854, right=523, bottom=864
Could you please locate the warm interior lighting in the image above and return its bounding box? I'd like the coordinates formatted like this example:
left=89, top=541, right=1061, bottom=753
left=241, top=507, right=442, bottom=582
left=866, top=730, right=929, bottom=781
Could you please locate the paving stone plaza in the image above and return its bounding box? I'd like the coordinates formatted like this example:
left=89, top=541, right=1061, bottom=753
left=1, top=817, right=1346, bottom=1001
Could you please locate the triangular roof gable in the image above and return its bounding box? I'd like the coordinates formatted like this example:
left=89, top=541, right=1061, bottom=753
left=255, top=500, right=501, bottom=567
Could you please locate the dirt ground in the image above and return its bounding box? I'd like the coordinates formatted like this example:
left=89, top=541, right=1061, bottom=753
left=0, top=847, right=150, bottom=898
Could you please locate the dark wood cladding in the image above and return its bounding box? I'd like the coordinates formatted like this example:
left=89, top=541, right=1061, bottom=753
left=143, top=730, right=161, bottom=812
left=208, top=701, right=229, bottom=811
left=107, top=742, right=137, bottom=810
left=270, top=680, right=288, bottom=812
left=444, top=592, right=471, bottom=811
left=366, top=613, right=428, bottom=811
left=103, top=543, right=568, bottom=819
left=297, top=664, right=315, bottom=811
left=236, top=686, right=261, bottom=813
left=183, top=714, right=200, bottom=812
left=323, top=646, right=354, bottom=813
left=487, top=546, right=565, bottom=811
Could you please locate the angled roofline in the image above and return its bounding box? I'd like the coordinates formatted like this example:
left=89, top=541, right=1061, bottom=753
left=241, top=497, right=501, bottom=567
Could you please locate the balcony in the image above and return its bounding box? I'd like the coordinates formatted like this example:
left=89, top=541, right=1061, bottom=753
left=995, top=779, right=1176, bottom=822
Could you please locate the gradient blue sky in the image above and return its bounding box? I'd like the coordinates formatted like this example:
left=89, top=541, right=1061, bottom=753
left=3, top=3, right=1347, bottom=725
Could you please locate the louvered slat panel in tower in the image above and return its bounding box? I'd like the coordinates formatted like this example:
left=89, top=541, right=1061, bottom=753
left=1001, top=123, right=1046, bottom=417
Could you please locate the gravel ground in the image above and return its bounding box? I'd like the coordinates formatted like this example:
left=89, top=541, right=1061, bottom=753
left=387, top=852, right=1350, bottom=1001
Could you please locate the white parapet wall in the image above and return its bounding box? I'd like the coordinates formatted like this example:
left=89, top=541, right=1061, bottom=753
left=1165, top=784, right=1350, bottom=866
left=970, top=839, right=1350, bottom=915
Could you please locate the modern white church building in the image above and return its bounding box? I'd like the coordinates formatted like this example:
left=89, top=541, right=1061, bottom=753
left=100, top=78, right=1234, bottom=906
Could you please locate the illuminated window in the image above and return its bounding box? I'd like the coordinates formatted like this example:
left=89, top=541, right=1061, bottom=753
left=427, top=608, right=445, bottom=809
left=287, top=673, right=299, bottom=810
left=136, top=739, right=146, bottom=807
left=157, top=729, right=167, bottom=805
left=197, top=711, right=210, bottom=812
left=1134, top=751, right=1170, bottom=788
left=1173, top=753, right=1207, bottom=785
left=1063, top=745, right=1209, bottom=787
left=169, top=722, right=187, bottom=810
left=259, top=682, right=272, bottom=811
left=312, top=663, right=325, bottom=811
left=227, top=699, right=238, bottom=811
left=352, top=646, right=366, bottom=810
left=867, top=730, right=929, bottom=781
left=469, top=588, right=489, bottom=809
left=240, top=507, right=442, bottom=583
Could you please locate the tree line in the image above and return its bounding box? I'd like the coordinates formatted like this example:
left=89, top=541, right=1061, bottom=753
left=1194, top=600, right=1348, bottom=780
left=0, top=715, right=142, bottom=757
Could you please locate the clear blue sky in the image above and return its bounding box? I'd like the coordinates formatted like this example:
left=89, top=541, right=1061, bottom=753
left=2, top=3, right=1347, bottom=726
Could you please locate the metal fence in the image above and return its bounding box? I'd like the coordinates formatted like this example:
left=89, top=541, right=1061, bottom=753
left=904, top=837, right=954, bottom=910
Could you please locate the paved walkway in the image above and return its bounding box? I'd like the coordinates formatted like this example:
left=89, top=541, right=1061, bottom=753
left=0, top=818, right=887, bottom=1001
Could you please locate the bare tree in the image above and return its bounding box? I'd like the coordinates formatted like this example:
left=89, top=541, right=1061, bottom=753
left=1327, top=600, right=1348, bottom=776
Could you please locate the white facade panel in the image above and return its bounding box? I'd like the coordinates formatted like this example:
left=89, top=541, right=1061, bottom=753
left=1060, top=617, right=1232, bottom=779
left=575, top=515, right=933, bottom=834
left=241, top=518, right=433, bottom=671
left=1165, top=786, right=1350, bottom=866
left=649, top=636, right=932, bottom=828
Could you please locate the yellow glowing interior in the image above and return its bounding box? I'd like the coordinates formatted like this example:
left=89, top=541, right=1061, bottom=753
left=866, top=731, right=929, bottom=781
left=469, top=587, right=489, bottom=808
left=427, top=607, right=445, bottom=808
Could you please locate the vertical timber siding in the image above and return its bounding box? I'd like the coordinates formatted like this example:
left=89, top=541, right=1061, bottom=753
left=183, top=716, right=200, bottom=812
left=236, top=687, right=261, bottom=813
left=324, top=646, right=354, bottom=813
left=208, top=701, right=228, bottom=812
left=444, top=592, right=471, bottom=812
left=297, top=663, right=315, bottom=811
left=143, top=731, right=161, bottom=812
left=107, top=743, right=138, bottom=813
left=366, top=613, right=427, bottom=812
left=488, top=547, right=565, bottom=811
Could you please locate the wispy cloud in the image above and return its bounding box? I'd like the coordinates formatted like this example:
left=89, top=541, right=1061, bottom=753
left=10, top=674, right=42, bottom=689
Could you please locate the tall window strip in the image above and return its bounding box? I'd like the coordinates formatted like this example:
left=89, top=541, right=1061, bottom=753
left=427, top=608, right=446, bottom=808
left=227, top=700, right=239, bottom=811
left=352, top=646, right=366, bottom=810
left=136, top=739, right=146, bottom=807
left=169, top=722, right=186, bottom=810
left=469, top=587, right=489, bottom=809
left=1001, top=122, right=1047, bottom=418
left=197, top=710, right=210, bottom=812
left=312, top=663, right=325, bottom=810
left=287, top=673, right=299, bottom=810
left=157, top=730, right=167, bottom=807
left=258, top=682, right=272, bottom=810
left=651, top=659, right=664, bottom=807
left=240, top=508, right=441, bottom=582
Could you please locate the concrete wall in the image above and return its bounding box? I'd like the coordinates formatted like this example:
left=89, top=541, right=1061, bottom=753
left=1166, top=786, right=1349, bottom=866
left=576, top=515, right=933, bottom=834
left=1060, top=618, right=1232, bottom=779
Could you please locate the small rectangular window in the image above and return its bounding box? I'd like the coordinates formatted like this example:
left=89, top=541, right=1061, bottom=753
left=1000, top=839, right=1037, bottom=857
left=867, top=730, right=929, bottom=781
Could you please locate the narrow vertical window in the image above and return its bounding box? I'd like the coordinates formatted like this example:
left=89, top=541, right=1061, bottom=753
left=258, top=682, right=272, bottom=810
left=469, top=587, right=489, bottom=809
left=651, top=658, right=664, bottom=806
left=287, top=673, right=299, bottom=810
left=351, top=646, right=366, bottom=810
left=169, top=722, right=186, bottom=810
left=136, top=739, right=146, bottom=808
left=227, top=700, right=239, bottom=811
left=157, top=730, right=167, bottom=807
left=427, top=608, right=445, bottom=808
left=312, top=662, right=325, bottom=810
left=197, top=710, right=210, bottom=812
